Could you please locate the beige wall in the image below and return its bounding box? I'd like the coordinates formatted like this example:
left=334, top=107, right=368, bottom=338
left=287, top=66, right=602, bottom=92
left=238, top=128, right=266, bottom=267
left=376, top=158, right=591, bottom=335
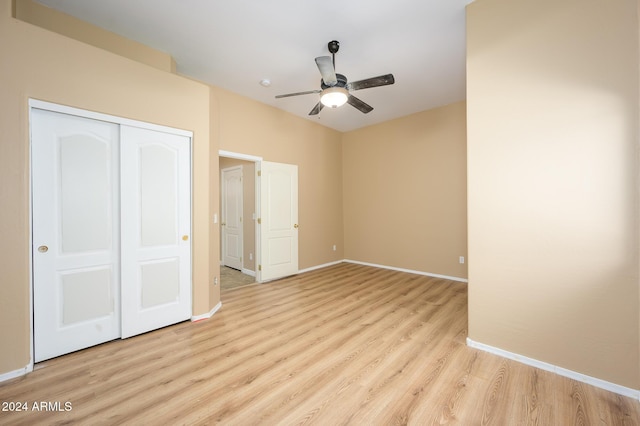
left=213, top=87, right=345, bottom=270
left=219, top=157, right=256, bottom=272
left=15, top=0, right=175, bottom=72
left=342, top=102, right=468, bottom=279
left=467, top=0, right=639, bottom=388
left=0, top=2, right=215, bottom=375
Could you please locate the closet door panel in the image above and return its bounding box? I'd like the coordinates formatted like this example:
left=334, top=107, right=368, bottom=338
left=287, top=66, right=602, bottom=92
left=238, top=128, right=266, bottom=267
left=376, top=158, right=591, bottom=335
left=120, top=125, right=191, bottom=338
left=32, top=109, right=121, bottom=362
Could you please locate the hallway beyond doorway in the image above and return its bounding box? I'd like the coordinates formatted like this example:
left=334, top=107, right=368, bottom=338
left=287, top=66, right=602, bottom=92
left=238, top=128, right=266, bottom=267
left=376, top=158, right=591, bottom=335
left=220, top=266, right=255, bottom=290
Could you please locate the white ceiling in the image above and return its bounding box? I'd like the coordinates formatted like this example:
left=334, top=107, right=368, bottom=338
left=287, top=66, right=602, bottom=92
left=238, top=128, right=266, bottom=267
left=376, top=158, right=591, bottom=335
left=36, top=0, right=472, bottom=132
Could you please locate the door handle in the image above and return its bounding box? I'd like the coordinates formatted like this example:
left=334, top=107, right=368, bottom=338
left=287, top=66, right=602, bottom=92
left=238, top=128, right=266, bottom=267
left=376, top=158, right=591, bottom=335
left=182, top=235, right=189, bottom=241
left=293, top=224, right=299, bottom=229
left=37, top=245, right=48, bottom=253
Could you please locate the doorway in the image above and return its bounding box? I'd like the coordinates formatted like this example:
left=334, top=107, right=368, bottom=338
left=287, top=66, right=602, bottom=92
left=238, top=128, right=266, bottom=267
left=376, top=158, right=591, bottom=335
left=219, top=155, right=257, bottom=290
left=218, top=151, right=299, bottom=290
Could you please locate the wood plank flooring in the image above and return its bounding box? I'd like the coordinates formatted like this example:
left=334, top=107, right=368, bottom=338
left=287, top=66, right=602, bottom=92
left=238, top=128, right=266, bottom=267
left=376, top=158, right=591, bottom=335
left=1, top=263, right=639, bottom=425
left=220, top=266, right=256, bottom=290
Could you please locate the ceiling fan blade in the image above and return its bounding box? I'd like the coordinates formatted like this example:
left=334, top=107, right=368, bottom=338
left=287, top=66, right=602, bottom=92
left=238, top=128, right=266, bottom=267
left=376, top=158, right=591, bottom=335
left=309, top=102, right=324, bottom=116
left=315, top=56, right=337, bottom=86
left=347, top=95, right=373, bottom=114
left=275, top=89, right=321, bottom=99
left=348, top=74, right=395, bottom=91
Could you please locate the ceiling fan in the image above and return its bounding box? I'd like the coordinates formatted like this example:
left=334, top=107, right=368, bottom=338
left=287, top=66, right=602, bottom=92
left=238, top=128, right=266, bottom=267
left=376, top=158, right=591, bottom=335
left=275, top=40, right=395, bottom=116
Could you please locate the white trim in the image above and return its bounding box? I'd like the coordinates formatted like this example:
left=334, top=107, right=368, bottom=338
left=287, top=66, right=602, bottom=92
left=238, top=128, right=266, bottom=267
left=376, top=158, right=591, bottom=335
left=299, top=260, right=344, bottom=274
left=220, top=260, right=256, bottom=277
left=241, top=268, right=256, bottom=277
left=220, top=265, right=255, bottom=277
left=255, top=161, right=262, bottom=282
left=466, top=338, right=640, bottom=401
left=191, top=301, right=222, bottom=322
left=27, top=104, right=36, bottom=381
left=29, top=99, right=193, bottom=138
left=0, top=365, right=33, bottom=384
left=219, top=150, right=263, bottom=162
left=344, top=259, right=468, bottom=283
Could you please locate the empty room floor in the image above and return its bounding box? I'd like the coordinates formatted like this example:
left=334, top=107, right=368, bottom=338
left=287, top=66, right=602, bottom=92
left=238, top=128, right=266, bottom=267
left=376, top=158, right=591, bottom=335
left=1, top=263, right=638, bottom=425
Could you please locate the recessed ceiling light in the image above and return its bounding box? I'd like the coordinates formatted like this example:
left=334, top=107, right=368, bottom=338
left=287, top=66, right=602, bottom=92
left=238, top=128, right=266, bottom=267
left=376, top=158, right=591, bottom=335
left=259, top=79, right=271, bottom=87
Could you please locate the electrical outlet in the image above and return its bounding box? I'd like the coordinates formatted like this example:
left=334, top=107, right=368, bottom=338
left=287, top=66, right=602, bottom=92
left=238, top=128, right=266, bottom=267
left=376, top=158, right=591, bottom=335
left=214, top=277, right=218, bottom=285
left=459, top=256, right=465, bottom=264
left=332, top=245, right=337, bottom=251
left=249, top=253, right=253, bottom=260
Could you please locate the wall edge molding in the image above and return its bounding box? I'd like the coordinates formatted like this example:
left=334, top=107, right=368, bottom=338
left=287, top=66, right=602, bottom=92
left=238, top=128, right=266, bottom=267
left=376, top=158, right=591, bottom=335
left=466, top=338, right=640, bottom=401
left=241, top=268, right=256, bottom=277
left=299, top=260, right=344, bottom=274
left=0, top=364, right=33, bottom=384
left=191, top=301, right=222, bottom=323
left=343, top=259, right=468, bottom=283
left=218, top=150, right=263, bottom=162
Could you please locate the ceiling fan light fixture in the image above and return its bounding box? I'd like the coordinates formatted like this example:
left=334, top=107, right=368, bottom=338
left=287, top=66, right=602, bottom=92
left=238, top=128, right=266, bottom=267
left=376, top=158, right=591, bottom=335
left=320, top=87, right=348, bottom=108
left=275, top=40, right=394, bottom=116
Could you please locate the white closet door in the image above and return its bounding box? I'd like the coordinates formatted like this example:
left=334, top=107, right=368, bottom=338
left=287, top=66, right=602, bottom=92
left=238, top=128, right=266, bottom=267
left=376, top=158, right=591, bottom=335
left=32, top=109, right=121, bottom=362
left=120, top=126, right=191, bottom=338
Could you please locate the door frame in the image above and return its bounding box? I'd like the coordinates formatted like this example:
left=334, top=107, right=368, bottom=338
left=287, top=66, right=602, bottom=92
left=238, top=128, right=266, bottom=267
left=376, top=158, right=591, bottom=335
left=219, top=150, right=264, bottom=282
left=28, top=99, right=194, bottom=371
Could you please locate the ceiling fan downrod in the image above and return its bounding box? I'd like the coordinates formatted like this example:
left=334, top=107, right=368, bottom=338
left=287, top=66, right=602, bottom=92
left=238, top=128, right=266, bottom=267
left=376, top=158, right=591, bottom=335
left=328, top=40, right=339, bottom=68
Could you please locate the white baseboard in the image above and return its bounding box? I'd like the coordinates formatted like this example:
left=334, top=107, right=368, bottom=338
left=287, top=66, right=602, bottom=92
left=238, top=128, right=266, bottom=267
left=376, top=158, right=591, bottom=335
left=466, top=338, right=640, bottom=400
left=191, top=301, right=222, bottom=322
left=255, top=259, right=466, bottom=283
left=220, top=264, right=255, bottom=278
left=299, top=260, right=344, bottom=274
left=241, top=268, right=256, bottom=277
left=344, top=259, right=468, bottom=283
left=0, top=364, right=33, bottom=384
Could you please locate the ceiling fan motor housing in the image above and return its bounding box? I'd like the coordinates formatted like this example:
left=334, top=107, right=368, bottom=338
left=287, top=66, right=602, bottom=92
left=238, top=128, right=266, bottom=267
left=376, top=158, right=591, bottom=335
left=321, top=73, right=347, bottom=90
left=328, top=40, right=340, bottom=54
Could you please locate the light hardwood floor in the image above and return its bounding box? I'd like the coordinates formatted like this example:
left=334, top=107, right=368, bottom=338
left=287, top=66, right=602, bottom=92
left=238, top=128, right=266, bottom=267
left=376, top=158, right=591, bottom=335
left=1, top=263, right=639, bottom=425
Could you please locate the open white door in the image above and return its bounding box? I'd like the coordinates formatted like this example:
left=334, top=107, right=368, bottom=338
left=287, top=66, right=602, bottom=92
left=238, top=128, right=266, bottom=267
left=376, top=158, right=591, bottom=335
left=32, top=109, right=121, bottom=362
left=257, top=161, right=298, bottom=282
left=120, top=126, right=191, bottom=338
left=221, top=166, right=243, bottom=270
